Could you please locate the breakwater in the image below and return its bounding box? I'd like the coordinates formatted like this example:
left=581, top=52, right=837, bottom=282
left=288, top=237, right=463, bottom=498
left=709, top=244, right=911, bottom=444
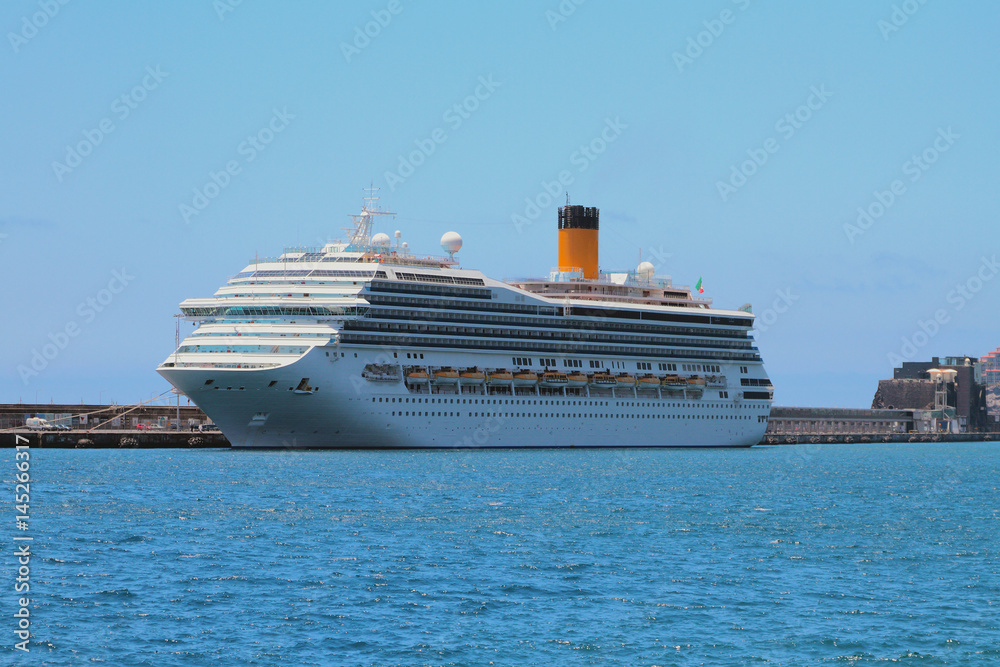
left=760, top=432, right=997, bottom=445
left=2, top=430, right=229, bottom=448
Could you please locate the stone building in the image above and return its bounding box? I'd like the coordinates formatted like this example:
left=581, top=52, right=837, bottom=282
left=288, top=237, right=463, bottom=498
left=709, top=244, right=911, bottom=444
left=871, top=356, right=988, bottom=432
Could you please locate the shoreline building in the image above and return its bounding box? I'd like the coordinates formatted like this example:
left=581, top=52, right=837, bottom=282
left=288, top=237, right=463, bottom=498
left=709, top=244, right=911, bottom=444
left=872, top=355, right=987, bottom=433
left=766, top=352, right=997, bottom=438
left=983, top=347, right=1000, bottom=429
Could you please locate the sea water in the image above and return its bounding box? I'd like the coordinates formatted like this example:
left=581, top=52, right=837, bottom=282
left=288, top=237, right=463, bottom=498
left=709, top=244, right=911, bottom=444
left=5, top=443, right=999, bottom=665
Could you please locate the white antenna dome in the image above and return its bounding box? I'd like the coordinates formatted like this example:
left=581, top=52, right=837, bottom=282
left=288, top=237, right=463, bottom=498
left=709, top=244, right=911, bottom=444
left=371, top=232, right=391, bottom=247
left=402, top=241, right=409, bottom=251
left=440, top=231, right=463, bottom=257
left=394, top=230, right=401, bottom=239
left=637, top=261, right=655, bottom=280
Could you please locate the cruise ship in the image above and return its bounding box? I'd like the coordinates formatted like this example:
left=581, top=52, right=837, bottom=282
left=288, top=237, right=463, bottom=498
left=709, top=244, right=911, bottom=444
left=158, top=194, right=772, bottom=448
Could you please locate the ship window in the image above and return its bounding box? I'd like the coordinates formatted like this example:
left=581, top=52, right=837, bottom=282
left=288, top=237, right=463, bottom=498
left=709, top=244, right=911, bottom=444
left=268, top=381, right=277, bottom=387
left=204, top=379, right=215, bottom=386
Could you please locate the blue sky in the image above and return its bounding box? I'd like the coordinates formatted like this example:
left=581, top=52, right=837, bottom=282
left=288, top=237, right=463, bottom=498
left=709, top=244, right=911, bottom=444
left=2, top=0, right=999, bottom=408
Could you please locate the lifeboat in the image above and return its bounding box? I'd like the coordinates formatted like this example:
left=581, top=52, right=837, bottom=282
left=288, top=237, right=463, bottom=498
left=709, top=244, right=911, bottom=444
left=512, top=369, right=539, bottom=387
left=637, top=374, right=661, bottom=391
left=487, top=369, right=513, bottom=385
left=540, top=371, right=568, bottom=387
left=566, top=372, right=588, bottom=388
left=661, top=374, right=687, bottom=388
left=362, top=363, right=402, bottom=382
left=705, top=374, right=727, bottom=388
left=589, top=373, right=617, bottom=388
left=431, top=367, right=460, bottom=385
left=615, top=373, right=637, bottom=389
left=405, top=369, right=429, bottom=385
left=459, top=367, right=486, bottom=385
left=686, top=375, right=706, bottom=387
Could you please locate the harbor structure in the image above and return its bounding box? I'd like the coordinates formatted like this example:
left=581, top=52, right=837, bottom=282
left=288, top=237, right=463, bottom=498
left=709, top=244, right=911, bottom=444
left=873, top=355, right=987, bottom=432
left=0, top=403, right=211, bottom=431
left=982, top=347, right=1000, bottom=428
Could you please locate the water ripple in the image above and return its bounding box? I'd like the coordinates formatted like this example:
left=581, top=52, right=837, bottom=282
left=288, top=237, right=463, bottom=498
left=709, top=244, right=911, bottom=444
left=20, top=444, right=1000, bottom=664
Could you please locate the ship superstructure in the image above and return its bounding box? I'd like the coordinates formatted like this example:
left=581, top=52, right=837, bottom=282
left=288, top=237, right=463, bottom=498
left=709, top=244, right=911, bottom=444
left=158, top=194, right=772, bottom=448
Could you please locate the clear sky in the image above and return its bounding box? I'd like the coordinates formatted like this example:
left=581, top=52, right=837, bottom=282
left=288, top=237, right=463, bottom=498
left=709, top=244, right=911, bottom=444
left=3, top=1, right=999, bottom=408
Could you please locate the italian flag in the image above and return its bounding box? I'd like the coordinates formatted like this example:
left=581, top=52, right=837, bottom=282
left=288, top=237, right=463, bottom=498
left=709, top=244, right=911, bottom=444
left=695, top=277, right=704, bottom=293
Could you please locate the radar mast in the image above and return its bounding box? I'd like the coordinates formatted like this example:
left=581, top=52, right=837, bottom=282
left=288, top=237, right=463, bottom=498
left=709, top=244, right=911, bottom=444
left=345, top=184, right=395, bottom=249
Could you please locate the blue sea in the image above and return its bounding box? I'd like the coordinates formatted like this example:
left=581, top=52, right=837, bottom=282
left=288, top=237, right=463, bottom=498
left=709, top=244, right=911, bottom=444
left=5, top=443, right=999, bottom=665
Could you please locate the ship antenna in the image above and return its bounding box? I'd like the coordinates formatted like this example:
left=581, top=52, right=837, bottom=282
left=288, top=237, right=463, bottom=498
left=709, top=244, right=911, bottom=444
left=344, top=184, right=395, bottom=250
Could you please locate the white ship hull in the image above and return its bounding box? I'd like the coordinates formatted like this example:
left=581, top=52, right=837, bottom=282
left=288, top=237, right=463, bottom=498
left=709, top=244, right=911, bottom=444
left=160, top=346, right=770, bottom=449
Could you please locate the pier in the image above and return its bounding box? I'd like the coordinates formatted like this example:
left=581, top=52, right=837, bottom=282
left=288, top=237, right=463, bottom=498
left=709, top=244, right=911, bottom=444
left=1, top=402, right=228, bottom=448
left=758, top=432, right=996, bottom=445
left=3, top=429, right=229, bottom=448
left=761, top=406, right=1000, bottom=445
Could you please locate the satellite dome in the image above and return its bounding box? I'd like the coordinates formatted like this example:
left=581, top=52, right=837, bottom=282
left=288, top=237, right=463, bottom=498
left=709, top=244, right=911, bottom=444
left=371, top=232, right=391, bottom=247
left=440, top=231, right=463, bottom=255
left=394, top=230, right=401, bottom=239
left=637, top=261, right=655, bottom=280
